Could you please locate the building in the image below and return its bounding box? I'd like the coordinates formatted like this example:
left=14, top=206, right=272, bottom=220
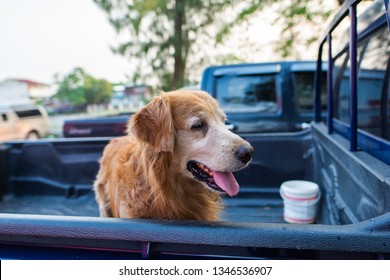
left=0, top=78, right=53, bottom=105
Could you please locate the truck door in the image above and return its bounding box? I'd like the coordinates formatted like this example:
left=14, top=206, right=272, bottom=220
left=0, top=112, right=15, bottom=141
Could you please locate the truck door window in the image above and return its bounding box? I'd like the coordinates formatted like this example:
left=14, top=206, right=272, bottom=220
left=1, top=113, right=7, bottom=122
left=14, top=109, right=42, bottom=118
left=215, top=74, right=278, bottom=113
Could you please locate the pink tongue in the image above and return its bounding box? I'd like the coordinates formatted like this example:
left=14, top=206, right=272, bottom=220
left=212, top=171, right=240, bottom=197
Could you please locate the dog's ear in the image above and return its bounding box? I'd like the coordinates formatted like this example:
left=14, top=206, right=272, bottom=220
left=129, top=95, right=175, bottom=152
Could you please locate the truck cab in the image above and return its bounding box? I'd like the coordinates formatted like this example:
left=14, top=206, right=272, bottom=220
left=200, top=61, right=327, bottom=133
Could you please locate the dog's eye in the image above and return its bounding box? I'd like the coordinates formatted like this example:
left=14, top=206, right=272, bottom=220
left=191, top=121, right=206, bottom=130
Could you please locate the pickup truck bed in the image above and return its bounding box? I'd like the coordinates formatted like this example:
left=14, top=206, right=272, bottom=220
left=1, top=128, right=306, bottom=224
left=1, top=0, right=390, bottom=261
left=1, top=124, right=389, bottom=260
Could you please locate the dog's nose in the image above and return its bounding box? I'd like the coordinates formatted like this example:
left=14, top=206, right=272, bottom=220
left=234, top=145, right=254, bottom=164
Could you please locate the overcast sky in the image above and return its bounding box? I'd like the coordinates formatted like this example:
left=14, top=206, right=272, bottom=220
left=0, top=0, right=132, bottom=85
left=0, top=0, right=287, bottom=87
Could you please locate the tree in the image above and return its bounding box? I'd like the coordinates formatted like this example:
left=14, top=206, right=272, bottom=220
left=54, top=68, right=87, bottom=106
left=94, top=0, right=342, bottom=90
left=54, top=67, right=113, bottom=106
left=93, top=0, right=239, bottom=90
left=84, top=75, right=113, bottom=104
left=273, top=0, right=335, bottom=58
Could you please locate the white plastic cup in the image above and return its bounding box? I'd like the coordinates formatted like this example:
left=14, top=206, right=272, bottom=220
left=280, top=180, right=321, bottom=224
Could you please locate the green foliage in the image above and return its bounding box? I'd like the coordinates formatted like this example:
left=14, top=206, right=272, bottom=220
left=84, top=76, right=113, bottom=104
left=215, top=54, right=244, bottom=65
left=94, top=0, right=340, bottom=89
left=216, top=0, right=272, bottom=44
left=273, top=0, right=334, bottom=58
left=54, top=67, right=113, bottom=106
left=94, top=0, right=236, bottom=90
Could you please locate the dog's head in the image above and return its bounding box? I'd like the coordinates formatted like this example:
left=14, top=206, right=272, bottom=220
left=129, top=90, right=254, bottom=197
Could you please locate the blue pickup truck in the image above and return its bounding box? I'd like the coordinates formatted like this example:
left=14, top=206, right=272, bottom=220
left=0, top=0, right=390, bottom=259
left=63, top=61, right=323, bottom=137
left=200, top=61, right=327, bottom=133
left=63, top=60, right=326, bottom=137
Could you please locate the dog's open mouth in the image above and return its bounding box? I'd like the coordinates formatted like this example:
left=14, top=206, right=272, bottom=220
left=187, top=161, right=240, bottom=197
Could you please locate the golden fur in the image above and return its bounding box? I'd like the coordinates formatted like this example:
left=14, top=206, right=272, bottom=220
left=94, top=90, right=253, bottom=221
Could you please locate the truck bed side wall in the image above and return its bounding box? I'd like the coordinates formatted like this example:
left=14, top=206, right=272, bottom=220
left=312, top=123, right=390, bottom=225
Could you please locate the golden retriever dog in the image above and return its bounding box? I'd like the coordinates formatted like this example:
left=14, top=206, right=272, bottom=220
left=94, top=90, right=254, bottom=221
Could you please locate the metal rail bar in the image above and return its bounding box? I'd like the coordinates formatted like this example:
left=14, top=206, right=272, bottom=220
left=314, top=44, right=323, bottom=123
left=349, top=3, right=358, bottom=151
left=327, top=34, right=334, bottom=134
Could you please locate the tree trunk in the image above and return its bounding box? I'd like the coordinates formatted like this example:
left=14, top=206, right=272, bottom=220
left=172, top=0, right=185, bottom=90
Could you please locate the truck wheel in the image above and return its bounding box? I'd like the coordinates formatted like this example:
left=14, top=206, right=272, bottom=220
left=26, top=131, right=39, bottom=140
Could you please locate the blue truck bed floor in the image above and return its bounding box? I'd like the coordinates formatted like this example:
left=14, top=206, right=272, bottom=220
left=0, top=191, right=285, bottom=223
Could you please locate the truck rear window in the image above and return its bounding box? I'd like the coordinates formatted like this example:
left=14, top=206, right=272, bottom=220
left=214, top=74, right=278, bottom=113
left=295, top=71, right=327, bottom=112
